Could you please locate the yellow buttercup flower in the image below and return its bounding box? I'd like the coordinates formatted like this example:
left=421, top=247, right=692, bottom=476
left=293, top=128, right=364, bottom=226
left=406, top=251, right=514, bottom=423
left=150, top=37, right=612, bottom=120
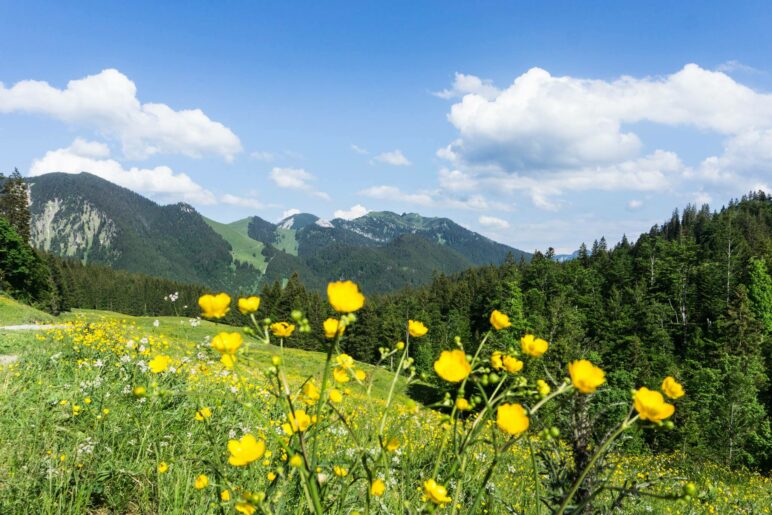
left=491, top=351, right=504, bottom=370
left=220, top=354, right=236, bottom=369
left=423, top=479, right=451, bottom=505
left=235, top=503, right=256, bottom=515
left=195, top=407, right=212, bottom=421
left=283, top=410, right=313, bottom=434
left=211, top=332, right=243, bottom=354
left=634, top=387, right=675, bottom=422
left=302, top=380, right=320, bottom=405
left=496, top=403, right=529, bottom=436
left=323, top=318, right=344, bottom=339
left=661, top=376, right=685, bottom=399
left=370, top=479, right=386, bottom=497
left=537, top=379, right=551, bottom=396
left=198, top=293, right=231, bottom=319
left=503, top=355, right=524, bottom=374
left=220, top=489, right=231, bottom=501
left=157, top=462, right=169, bottom=473
left=408, top=320, right=428, bottom=338
left=194, top=474, right=209, bottom=489
left=329, top=389, right=343, bottom=403
left=132, top=386, right=146, bottom=397
left=333, top=367, right=350, bottom=383
left=335, top=353, right=355, bottom=369
left=455, top=397, right=471, bottom=411
left=238, top=296, right=260, bottom=315
left=289, top=454, right=304, bottom=468
left=148, top=354, right=171, bottom=373
left=270, top=322, right=295, bottom=337
left=433, top=350, right=471, bottom=383
left=385, top=437, right=400, bottom=452
left=568, top=360, right=606, bottom=394
left=521, top=334, right=549, bottom=357
left=490, top=310, right=512, bottom=330
left=327, top=280, right=365, bottom=313
left=355, top=369, right=366, bottom=381
left=333, top=465, right=348, bottom=477
left=227, top=434, right=266, bottom=466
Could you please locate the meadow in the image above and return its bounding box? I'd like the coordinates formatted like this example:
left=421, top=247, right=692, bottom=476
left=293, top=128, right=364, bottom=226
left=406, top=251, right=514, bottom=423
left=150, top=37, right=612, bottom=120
left=0, top=290, right=770, bottom=514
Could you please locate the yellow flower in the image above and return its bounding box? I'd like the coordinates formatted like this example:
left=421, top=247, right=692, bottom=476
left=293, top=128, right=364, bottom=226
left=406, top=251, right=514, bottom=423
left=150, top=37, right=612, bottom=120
left=270, top=322, right=295, bottom=337
left=221, top=354, right=236, bottom=368
left=433, top=350, right=471, bottom=383
left=235, top=502, right=256, bottom=515
left=327, top=280, right=365, bottom=313
left=370, top=479, right=386, bottom=497
left=267, top=472, right=277, bottom=481
left=333, top=465, right=348, bottom=477
left=423, top=479, right=451, bottom=505
left=634, top=387, right=675, bottom=422
left=220, top=489, right=231, bottom=501
left=289, top=454, right=304, bottom=468
left=455, top=397, right=471, bottom=411
left=490, top=310, right=512, bottom=330
left=158, top=462, right=169, bottom=473
left=355, top=369, right=366, bottom=381
left=496, top=403, right=529, bottom=436
left=661, top=376, right=685, bottom=399
left=385, top=437, right=400, bottom=452
left=302, top=380, right=320, bottom=405
left=336, top=353, right=355, bottom=369
left=537, top=379, right=551, bottom=396
left=195, top=407, right=212, bottom=421
left=211, top=332, right=243, bottom=354
left=323, top=318, right=345, bottom=339
left=491, top=351, right=504, bottom=370
left=568, top=360, right=606, bottom=394
left=238, top=296, right=260, bottom=314
left=503, top=355, right=524, bottom=374
left=283, top=410, right=313, bottom=434
left=148, top=354, right=171, bottom=373
left=194, top=474, right=209, bottom=489
left=329, top=388, right=343, bottom=403
left=333, top=367, right=350, bottom=383
left=521, top=334, right=549, bottom=357
left=198, top=293, right=231, bottom=319
left=227, top=434, right=266, bottom=466
left=84, top=397, right=92, bottom=405
left=408, top=320, right=428, bottom=338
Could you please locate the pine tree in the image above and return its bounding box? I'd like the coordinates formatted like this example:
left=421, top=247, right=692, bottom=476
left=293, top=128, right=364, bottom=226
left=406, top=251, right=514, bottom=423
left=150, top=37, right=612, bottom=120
left=0, top=168, right=32, bottom=243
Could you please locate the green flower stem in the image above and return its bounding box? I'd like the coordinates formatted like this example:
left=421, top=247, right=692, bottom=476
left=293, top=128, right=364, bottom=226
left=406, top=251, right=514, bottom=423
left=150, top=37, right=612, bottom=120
left=311, top=332, right=340, bottom=465
left=556, top=412, right=639, bottom=515
left=529, top=380, right=572, bottom=415
left=528, top=437, right=542, bottom=515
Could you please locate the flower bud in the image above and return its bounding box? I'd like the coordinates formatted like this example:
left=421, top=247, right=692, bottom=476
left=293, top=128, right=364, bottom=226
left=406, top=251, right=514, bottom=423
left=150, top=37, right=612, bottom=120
left=683, top=482, right=697, bottom=497
left=396, top=341, right=405, bottom=350
left=243, top=326, right=255, bottom=335
left=291, top=310, right=303, bottom=321
left=271, top=355, right=281, bottom=366
left=132, top=386, right=146, bottom=397
left=549, top=426, right=560, bottom=438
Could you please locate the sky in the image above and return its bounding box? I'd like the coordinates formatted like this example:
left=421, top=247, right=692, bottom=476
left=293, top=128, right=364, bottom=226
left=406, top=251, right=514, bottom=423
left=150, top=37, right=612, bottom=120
left=2, top=1, right=772, bottom=253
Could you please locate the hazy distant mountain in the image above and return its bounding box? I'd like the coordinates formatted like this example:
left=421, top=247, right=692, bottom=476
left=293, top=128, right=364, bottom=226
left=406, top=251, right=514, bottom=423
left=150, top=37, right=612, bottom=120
left=27, top=173, right=530, bottom=293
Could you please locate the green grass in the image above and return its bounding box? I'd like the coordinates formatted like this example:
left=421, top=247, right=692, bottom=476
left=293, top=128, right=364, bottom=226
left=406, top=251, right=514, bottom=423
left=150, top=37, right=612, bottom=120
left=0, top=294, right=55, bottom=325
left=204, top=217, right=267, bottom=272
left=274, top=227, right=298, bottom=256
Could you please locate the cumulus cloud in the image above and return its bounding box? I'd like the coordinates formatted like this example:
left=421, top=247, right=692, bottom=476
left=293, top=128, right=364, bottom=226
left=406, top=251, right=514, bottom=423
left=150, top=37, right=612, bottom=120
left=373, top=149, right=411, bottom=166
left=360, top=185, right=433, bottom=205
left=269, top=167, right=330, bottom=200
left=438, top=64, right=772, bottom=207
left=434, top=72, right=500, bottom=100
left=30, top=139, right=217, bottom=204
left=0, top=69, right=241, bottom=160
left=478, top=215, right=510, bottom=230
left=334, top=204, right=369, bottom=220
left=280, top=208, right=301, bottom=220
left=220, top=194, right=265, bottom=210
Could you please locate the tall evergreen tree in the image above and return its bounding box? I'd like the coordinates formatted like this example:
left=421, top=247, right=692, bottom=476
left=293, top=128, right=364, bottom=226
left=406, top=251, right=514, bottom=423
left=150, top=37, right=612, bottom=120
left=0, top=168, right=32, bottom=243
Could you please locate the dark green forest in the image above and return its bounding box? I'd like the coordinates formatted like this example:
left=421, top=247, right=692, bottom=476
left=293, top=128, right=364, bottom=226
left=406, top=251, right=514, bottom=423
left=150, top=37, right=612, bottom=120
left=2, top=169, right=770, bottom=471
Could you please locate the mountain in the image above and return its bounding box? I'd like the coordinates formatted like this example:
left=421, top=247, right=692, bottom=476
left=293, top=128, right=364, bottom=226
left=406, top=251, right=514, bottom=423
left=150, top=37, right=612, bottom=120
left=26, top=172, right=530, bottom=293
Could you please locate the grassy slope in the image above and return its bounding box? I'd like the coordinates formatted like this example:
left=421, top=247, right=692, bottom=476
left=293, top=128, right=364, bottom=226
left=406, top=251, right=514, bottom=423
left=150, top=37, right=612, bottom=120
left=274, top=227, right=298, bottom=255
left=204, top=217, right=267, bottom=272
left=0, top=294, right=55, bottom=325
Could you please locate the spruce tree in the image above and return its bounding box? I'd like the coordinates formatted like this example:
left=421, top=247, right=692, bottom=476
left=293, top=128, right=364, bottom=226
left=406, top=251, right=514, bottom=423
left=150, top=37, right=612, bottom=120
left=0, top=168, right=32, bottom=243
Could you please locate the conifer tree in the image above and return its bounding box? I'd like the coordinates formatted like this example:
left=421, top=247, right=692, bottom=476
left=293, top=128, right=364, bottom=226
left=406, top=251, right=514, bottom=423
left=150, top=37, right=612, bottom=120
left=0, top=169, right=32, bottom=243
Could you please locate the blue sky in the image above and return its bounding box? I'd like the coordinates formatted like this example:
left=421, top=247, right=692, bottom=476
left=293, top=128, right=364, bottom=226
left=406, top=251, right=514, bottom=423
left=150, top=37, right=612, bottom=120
left=2, top=1, right=772, bottom=252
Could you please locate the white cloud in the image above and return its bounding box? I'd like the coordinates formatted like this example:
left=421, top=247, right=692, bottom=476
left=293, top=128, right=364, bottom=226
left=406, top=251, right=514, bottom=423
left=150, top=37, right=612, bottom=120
left=716, top=60, right=761, bottom=74
left=693, top=191, right=712, bottom=205
left=351, top=144, right=369, bottom=155
left=0, top=69, right=241, bottom=160
left=438, top=168, right=477, bottom=191
left=627, top=199, right=643, bottom=210
left=442, top=64, right=772, bottom=173
left=250, top=151, right=276, bottom=162
left=29, top=139, right=217, bottom=204
left=269, top=167, right=330, bottom=200
left=280, top=208, right=301, bottom=220
left=334, top=204, right=369, bottom=220
left=220, top=194, right=265, bottom=210
left=478, top=215, right=510, bottom=230
left=434, top=72, right=501, bottom=100
left=373, top=149, right=411, bottom=166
